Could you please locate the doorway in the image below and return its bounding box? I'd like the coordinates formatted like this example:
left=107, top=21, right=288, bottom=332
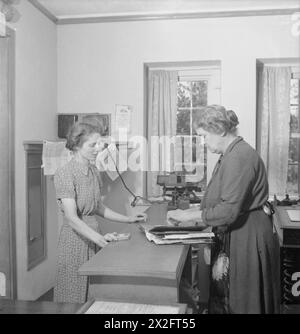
left=0, top=27, right=16, bottom=299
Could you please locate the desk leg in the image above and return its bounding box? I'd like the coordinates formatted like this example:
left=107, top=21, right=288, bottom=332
left=179, top=247, right=199, bottom=313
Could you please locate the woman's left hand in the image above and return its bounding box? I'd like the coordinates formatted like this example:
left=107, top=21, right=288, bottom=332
left=127, top=213, right=148, bottom=223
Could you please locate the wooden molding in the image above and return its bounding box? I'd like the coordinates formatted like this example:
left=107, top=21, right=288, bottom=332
left=28, top=0, right=58, bottom=24
left=26, top=3, right=300, bottom=25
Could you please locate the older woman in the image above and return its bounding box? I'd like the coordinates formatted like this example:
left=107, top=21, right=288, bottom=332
left=54, top=122, right=146, bottom=303
left=167, top=105, right=280, bottom=314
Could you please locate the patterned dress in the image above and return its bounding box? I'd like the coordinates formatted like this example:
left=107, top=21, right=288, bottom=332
left=201, top=137, right=280, bottom=314
left=53, top=158, right=105, bottom=303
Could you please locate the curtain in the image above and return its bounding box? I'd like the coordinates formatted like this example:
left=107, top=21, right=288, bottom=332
left=147, top=70, right=178, bottom=197
left=257, top=66, right=291, bottom=196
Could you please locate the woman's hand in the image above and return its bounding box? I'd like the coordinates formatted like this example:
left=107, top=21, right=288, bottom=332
left=167, top=209, right=205, bottom=226
left=95, top=234, right=109, bottom=247
left=127, top=213, right=148, bottom=223
left=167, top=209, right=193, bottom=225
left=104, top=232, right=119, bottom=242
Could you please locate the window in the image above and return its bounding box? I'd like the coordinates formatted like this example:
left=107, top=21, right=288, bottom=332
left=174, top=66, right=221, bottom=188
left=287, top=75, right=300, bottom=195
left=175, top=79, right=207, bottom=189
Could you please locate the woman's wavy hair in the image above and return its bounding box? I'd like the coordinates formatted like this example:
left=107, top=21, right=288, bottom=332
left=193, top=105, right=239, bottom=135
left=65, top=122, right=102, bottom=152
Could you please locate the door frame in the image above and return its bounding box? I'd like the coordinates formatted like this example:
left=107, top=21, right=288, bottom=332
left=0, top=26, right=17, bottom=300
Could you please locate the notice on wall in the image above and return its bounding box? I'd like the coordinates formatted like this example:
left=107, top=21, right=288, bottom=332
left=42, top=141, right=72, bottom=175
left=115, top=105, right=132, bottom=134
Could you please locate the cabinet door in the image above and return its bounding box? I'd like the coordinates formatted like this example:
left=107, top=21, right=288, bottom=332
left=25, top=146, right=47, bottom=270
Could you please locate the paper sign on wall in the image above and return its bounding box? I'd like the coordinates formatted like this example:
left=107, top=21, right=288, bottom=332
left=115, top=105, right=132, bottom=134
left=42, top=141, right=72, bottom=175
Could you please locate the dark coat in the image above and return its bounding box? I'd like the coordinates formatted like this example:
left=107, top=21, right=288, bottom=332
left=201, top=137, right=280, bottom=314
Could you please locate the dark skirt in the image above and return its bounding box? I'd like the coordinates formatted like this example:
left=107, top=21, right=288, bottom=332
left=208, top=210, right=280, bottom=314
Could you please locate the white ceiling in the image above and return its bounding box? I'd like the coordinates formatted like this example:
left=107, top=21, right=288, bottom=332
left=29, top=0, right=300, bottom=23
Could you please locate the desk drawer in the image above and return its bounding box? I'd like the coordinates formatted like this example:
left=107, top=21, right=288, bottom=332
left=283, top=229, right=300, bottom=247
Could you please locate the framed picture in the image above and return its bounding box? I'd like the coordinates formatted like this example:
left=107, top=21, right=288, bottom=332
left=81, top=114, right=111, bottom=137
left=57, top=113, right=111, bottom=139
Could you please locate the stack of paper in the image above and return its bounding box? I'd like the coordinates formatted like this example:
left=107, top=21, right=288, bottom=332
left=84, top=301, right=185, bottom=314
left=139, top=224, right=214, bottom=245
left=286, top=209, right=300, bottom=222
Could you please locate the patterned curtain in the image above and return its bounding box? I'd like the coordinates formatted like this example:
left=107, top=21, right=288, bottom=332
left=257, top=66, right=291, bottom=196
left=147, top=70, right=178, bottom=197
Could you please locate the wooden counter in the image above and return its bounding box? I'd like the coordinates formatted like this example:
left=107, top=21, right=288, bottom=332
left=79, top=204, right=192, bottom=306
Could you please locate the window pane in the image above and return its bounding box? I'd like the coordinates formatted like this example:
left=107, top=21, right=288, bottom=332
left=183, top=136, right=194, bottom=174
left=177, top=82, right=191, bottom=108
left=192, top=108, right=204, bottom=134
left=177, top=109, right=191, bottom=135
left=287, top=164, right=298, bottom=195
left=191, top=81, right=208, bottom=108
left=290, top=106, right=299, bottom=132
left=288, top=137, right=300, bottom=163
left=290, top=79, right=299, bottom=105
left=174, top=135, right=206, bottom=183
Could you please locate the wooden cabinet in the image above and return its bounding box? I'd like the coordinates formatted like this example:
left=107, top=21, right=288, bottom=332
left=273, top=207, right=300, bottom=306
left=24, top=142, right=47, bottom=270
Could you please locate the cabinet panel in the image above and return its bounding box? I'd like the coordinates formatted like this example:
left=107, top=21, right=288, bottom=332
left=24, top=144, right=47, bottom=271
left=28, top=167, right=43, bottom=240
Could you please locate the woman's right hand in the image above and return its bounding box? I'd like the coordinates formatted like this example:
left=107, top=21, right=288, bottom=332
left=96, top=235, right=108, bottom=247
left=104, top=232, right=119, bottom=242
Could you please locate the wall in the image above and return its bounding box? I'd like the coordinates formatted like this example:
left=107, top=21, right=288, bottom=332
left=11, top=0, right=57, bottom=300
left=57, top=14, right=300, bottom=216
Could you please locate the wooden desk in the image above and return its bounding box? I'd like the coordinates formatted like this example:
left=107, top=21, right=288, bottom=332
left=79, top=204, right=192, bottom=306
left=273, top=206, right=300, bottom=305
left=0, top=299, right=83, bottom=314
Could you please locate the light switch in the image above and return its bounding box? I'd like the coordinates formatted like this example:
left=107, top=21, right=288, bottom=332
left=0, top=272, right=6, bottom=297
left=0, top=12, right=6, bottom=37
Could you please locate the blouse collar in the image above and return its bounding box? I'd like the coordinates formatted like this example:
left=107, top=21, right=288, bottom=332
left=71, top=158, right=90, bottom=176
left=222, top=136, right=243, bottom=158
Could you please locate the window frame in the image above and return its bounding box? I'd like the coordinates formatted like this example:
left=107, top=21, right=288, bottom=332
left=176, top=68, right=221, bottom=184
